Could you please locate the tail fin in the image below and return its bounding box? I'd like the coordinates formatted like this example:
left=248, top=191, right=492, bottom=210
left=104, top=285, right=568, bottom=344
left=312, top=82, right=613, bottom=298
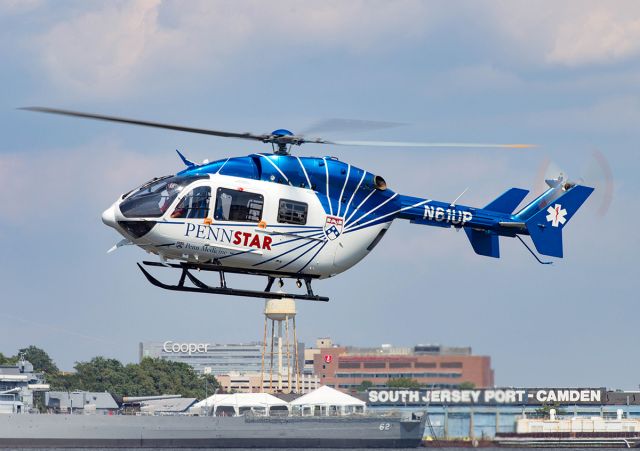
left=517, top=185, right=594, bottom=257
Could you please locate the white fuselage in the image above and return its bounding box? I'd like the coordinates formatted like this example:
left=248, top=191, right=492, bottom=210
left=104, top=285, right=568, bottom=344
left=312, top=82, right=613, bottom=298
left=103, top=173, right=391, bottom=279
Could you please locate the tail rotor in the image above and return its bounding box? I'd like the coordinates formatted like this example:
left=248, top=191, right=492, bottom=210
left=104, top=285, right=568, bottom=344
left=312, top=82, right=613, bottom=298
left=535, top=150, right=613, bottom=218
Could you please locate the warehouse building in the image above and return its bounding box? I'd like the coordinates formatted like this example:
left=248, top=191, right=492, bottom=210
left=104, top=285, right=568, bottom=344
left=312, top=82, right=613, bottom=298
left=366, top=387, right=640, bottom=440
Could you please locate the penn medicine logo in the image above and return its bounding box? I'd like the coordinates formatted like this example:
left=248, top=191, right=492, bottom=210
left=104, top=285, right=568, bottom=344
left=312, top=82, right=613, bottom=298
left=546, top=204, right=567, bottom=227
left=324, top=215, right=344, bottom=241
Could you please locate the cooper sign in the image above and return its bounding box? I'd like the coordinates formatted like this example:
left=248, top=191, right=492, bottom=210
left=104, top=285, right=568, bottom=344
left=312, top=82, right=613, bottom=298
left=368, top=388, right=605, bottom=406
left=163, top=341, right=210, bottom=355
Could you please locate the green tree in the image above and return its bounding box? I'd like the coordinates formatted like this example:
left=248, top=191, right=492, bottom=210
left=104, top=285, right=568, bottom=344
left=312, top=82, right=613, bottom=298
left=0, top=352, right=19, bottom=365
left=458, top=381, right=476, bottom=389
left=18, top=346, right=59, bottom=374
left=48, top=356, right=219, bottom=400
left=125, top=358, right=218, bottom=399
left=3, top=345, right=219, bottom=401
left=387, top=377, right=421, bottom=389
left=357, top=380, right=374, bottom=392
left=75, top=357, right=128, bottom=393
left=46, top=371, right=78, bottom=392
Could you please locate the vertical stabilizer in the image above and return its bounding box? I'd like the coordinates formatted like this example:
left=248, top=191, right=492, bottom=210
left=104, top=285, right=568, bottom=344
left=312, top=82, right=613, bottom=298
left=484, top=188, right=529, bottom=214
left=518, top=185, right=594, bottom=258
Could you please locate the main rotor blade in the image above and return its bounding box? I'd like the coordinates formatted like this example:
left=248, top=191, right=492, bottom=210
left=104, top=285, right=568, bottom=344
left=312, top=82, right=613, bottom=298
left=20, top=107, right=269, bottom=142
left=321, top=140, right=535, bottom=149
left=21, top=106, right=535, bottom=150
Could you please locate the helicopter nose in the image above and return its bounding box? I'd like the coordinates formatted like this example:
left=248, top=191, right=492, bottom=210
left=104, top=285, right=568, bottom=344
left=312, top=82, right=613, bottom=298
left=101, top=205, right=117, bottom=229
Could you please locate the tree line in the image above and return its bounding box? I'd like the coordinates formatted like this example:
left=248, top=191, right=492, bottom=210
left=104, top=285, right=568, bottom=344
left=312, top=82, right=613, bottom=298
left=1, top=346, right=218, bottom=400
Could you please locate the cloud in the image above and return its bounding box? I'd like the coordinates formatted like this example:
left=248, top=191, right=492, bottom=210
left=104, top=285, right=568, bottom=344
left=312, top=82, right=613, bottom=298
left=34, top=0, right=435, bottom=98
left=489, top=1, right=640, bottom=67
left=40, top=0, right=167, bottom=97
left=547, top=6, right=640, bottom=66
left=0, top=0, right=43, bottom=14
left=0, top=140, right=175, bottom=225
left=19, top=0, right=640, bottom=101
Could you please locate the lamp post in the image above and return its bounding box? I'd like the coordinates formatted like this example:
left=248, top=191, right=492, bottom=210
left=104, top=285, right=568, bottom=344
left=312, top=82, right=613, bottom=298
left=204, top=367, right=212, bottom=407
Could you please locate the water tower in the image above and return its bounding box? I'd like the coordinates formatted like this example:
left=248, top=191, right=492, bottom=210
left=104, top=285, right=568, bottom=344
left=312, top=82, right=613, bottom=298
left=261, top=297, right=300, bottom=393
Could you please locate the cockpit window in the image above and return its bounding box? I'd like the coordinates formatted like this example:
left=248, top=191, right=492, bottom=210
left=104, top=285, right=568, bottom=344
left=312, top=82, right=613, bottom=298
left=214, top=188, right=263, bottom=222
left=120, top=175, right=207, bottom=218
left=171, top=186, right=211, bottom=219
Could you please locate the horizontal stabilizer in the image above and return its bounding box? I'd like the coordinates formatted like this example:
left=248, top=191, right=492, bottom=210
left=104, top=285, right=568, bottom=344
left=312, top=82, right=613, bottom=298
left=465, top=229, right=500, bottom=258
left=484, top=188, right=529, bottom=214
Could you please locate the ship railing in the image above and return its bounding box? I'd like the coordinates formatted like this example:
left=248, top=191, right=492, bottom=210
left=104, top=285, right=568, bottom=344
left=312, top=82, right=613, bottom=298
left=242, top=409, right=412, bottom=422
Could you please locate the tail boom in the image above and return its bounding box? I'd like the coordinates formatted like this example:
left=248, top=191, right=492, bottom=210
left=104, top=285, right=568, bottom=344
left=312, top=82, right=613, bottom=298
left=397, top=183, right=594, bottom=259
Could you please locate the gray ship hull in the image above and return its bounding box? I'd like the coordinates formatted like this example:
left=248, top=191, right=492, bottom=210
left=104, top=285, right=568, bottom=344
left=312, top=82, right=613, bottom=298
left=0, top=413, right=425, bottom=448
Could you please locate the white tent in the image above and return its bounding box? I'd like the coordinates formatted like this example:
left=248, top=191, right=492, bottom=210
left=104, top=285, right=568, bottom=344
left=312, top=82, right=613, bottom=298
left=290, top=385, right=366, bottom=416
left=192, top=393, right=289, bottom=417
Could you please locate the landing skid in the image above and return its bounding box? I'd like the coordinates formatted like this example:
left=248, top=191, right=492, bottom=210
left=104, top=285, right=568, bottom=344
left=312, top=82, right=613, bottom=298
left=137, top=261, right=329, bottom=302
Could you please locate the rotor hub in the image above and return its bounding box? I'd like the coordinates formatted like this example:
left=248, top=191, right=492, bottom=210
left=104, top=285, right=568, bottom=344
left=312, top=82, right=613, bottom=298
left=269, top=129, right=296, bottom=155
left=271, top=129, right=294, bottom=137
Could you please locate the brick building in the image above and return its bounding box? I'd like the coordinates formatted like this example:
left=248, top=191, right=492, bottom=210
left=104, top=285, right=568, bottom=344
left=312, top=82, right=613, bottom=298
left=215, top=372, right=319, bottom=394
left=313, top=343, right=493, bottom=391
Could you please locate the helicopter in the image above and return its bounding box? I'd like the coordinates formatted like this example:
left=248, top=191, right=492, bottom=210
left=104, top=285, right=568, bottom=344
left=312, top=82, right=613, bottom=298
left=23, top=107, right=594, bottom=302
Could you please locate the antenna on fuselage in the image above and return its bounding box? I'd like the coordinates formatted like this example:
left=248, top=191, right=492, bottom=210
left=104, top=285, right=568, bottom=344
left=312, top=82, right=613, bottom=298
left=450, top=187, right=469, bottom=207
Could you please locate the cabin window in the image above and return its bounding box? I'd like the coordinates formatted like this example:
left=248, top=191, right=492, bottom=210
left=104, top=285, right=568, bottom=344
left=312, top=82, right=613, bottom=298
left=277, top=199, right=308, bottom=225
left=171, top=186, right=211, bottom=219
left=214, top=188, right=263, bottom=223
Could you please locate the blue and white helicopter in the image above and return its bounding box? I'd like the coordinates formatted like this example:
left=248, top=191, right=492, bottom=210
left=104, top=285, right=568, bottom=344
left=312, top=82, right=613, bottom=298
left=24, top=107, right=594, bottom=302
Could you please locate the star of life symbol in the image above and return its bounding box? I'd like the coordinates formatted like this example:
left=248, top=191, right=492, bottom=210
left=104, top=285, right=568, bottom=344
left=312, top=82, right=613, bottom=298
left=324, top=215, right=344, bottom=241
left=546, top=203, right=567, bottom=227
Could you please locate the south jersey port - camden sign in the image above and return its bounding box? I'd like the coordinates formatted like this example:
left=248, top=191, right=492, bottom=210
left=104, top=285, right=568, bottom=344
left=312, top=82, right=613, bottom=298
left=367, top=388, right=607, bottom=406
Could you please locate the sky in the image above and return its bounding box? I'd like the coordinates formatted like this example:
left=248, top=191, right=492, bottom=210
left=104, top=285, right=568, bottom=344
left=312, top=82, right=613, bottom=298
left=0, top=0, right=639, bottom=389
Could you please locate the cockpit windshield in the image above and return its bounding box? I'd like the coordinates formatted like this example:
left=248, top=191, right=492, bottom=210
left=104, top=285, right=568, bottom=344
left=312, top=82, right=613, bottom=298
left=120, top=175, right=208, bottom=218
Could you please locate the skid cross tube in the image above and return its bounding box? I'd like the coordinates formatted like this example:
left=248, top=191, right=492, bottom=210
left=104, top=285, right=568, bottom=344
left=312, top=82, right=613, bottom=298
left=138, top=261, right=329, bottom=302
